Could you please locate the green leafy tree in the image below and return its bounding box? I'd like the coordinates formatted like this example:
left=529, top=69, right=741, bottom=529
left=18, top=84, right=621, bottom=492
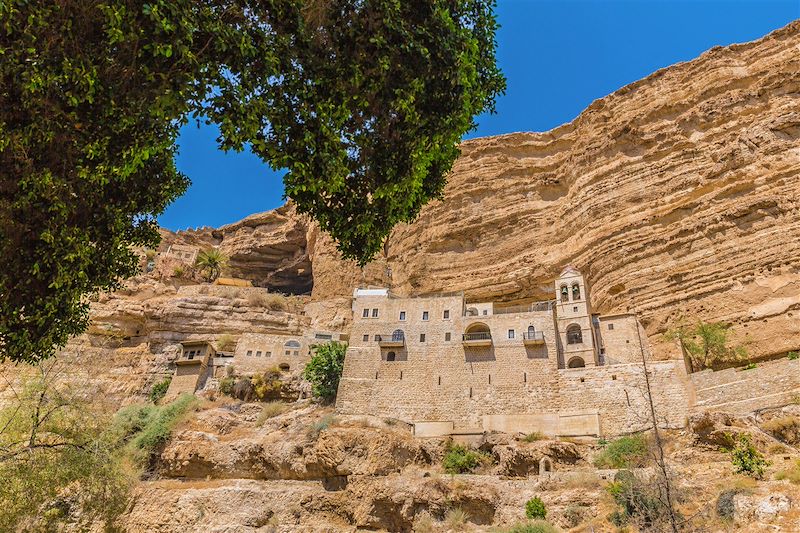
left=0, top=0, right=505, bottom=364
left=729, top=434, right=770, bottom=479
left=665, top=320, right=748, bottom=371
left=302, top=340, right=347, bottom=402
left=195, top=249, right=228, bottom=282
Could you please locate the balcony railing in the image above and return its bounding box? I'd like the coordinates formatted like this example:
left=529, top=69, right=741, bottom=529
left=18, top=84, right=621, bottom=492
left=462, top=332, right=491, bottom=341
left=522, top=331, right=545, bottom=341
left=492, top=300, right=555, bottom=315
left=376, top=333, right=405, bottom=347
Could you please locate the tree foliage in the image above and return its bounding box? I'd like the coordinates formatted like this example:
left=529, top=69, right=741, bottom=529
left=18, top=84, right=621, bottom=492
left=302, top=340, right=347, bottom=402
left=665, top=320, right=748, bottom=371
left=0, top=0, right=504, bottom=364
left=195, top=248, right=228, bottom=282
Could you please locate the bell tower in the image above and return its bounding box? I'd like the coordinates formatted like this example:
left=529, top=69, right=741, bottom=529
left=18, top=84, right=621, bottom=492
left=554, top=266, right=597, bottom=368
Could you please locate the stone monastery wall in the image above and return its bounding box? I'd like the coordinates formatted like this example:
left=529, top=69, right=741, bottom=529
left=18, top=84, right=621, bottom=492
left=690, top=357, right=800, bottom=414
left=336, top=268, right=692, bottom=437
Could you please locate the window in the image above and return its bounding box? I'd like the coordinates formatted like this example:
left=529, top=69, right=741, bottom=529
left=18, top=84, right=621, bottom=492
left=314, top=333, right=332, bottom=340
left=293, top=350, right=299, bottom=356
left=560, top=285, right=569, bottom=302
left=285, top=340, right=301, bottom=348
left=285, top=350, right=290, bottom=355
left=608, top=323, right=614, bottom=330
left=573, top=306, right=578, bottom=312
left=363, top=334, right=369, bottom=342
left=374, top=335, right=381, bottom=342
left=508, top=329, right=515, bottom=339
left=246, top=350, right=253, bottom=357
left=387, top=351, right=396, bottom=362
left=255, top=350, right=262, bottom=357
left=443, top=310, right=450, bottom=319
left=399, top=311, right=406, bottom=321
left=265, top=351, right=272, bottom=357
left=482, top=309, right=488, bottom=316
left=420, top=333, right=426, bottom=342
left=372, top=308, right=379, bottom=318
left=566, top=324, right=583, bottom=345
left=572, top=283, right=581, bottom=300
left=362, top=308, right=369, bottom=318
left=445, top=332, right=451, bottom=341
left=568, top=357, right=586, bottom=368
left=422, top=311, right=429, bottom=321
left=187, top=350, right=195, bottom=360
left=466, top=307, right=478, bottom=316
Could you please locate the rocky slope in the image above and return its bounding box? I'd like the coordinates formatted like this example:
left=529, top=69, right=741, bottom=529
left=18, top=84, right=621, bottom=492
left=172, top=21, right=800, bottom=359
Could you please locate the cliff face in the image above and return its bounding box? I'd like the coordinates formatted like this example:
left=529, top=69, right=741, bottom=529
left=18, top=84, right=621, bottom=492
left=180, top=22, right=800, bottom=359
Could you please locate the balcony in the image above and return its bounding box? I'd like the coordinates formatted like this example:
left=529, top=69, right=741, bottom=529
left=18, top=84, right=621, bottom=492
left=462, top=331, right=492, bottom=347
left=376, top=332, right=405, bottom=347
left=522, top=331, right=545, bottom=345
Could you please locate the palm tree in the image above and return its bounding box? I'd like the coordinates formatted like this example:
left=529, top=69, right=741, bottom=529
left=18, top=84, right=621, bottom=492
left=195, top=249, right=228, bottom=282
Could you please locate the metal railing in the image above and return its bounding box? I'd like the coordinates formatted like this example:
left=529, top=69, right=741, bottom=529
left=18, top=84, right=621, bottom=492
left=462, top=332, right=492, bottom=341
left=492, top=300, right=555, bottom=315
left=522, top=331, right=545, bottom=341
left=376, top=332, right=405, bottom=343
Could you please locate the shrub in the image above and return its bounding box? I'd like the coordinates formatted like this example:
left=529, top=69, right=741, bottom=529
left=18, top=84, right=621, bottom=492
left=172, top=265, right=186, bottom=278
left=664, top=320, right=747, bottom=370
left=444, top=507, right=469, bottom=530
left=252, top=371, right=284, bottom=401
left=502, top=521, right=558, bottom=533
left=216, top=333, right=236, bottom=351
left=729, top=434, right=770, bottom=478
left=148, top=377, right=171, bottom=404
left=742, top=362, right=757, bottom=370
left=561, top=504, right=585, bottom=528
left=594, top=433, right=649, bottom=469
left=442, top=444, right=490, bottom=474
left=525, top=496, right=547, bottom=519
left=762, top=416, right=800, bottom=445
left=110, top=394, right=199, bottom=466
left=307, top=414, right=336, bottom=439
left=775, top=459, right=800, bottom=484
left=788, top=351, right=799, bottom=360
left=303, top=341, right=347, bottom=403
left=412, top=511, right=435, bottom=533
left=219, top=376, right=235, bottom=396
left=256, top=401, right=287, bottom=425
left=606, top=469, right=674, bottom=529
left=523, top=431, right=545, bottom=442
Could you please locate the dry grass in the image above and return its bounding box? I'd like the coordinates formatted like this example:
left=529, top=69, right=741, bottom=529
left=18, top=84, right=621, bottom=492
left=246, top=291, right=288, bottom=311
left=762, top=416, right=800, bottom=445
left=522, top=431, right=546, bottom=442
left=775, top=459, right=800, bottom=484
left=412, top=511, right=436, bottom=533
left=256, top=401, right=288, bottom=425
left=216, top=333, right=236, bottom=351
left=444, top=508, right=469, bottom=531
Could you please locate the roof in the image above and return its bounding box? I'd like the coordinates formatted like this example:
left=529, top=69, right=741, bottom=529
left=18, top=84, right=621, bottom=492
left=559, top=265, right=582, bottom=277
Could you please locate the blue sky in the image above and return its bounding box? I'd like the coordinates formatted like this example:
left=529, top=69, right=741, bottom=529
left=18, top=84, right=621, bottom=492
left=159, top=0, right=799, bottom=231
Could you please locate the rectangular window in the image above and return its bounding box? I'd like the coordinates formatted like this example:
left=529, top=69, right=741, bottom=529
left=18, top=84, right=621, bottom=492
left=362, top=308, right=369, bottom=318
left=265, top=351, right=272, bottom=357
left=508, top=329, right=515, bottom=339
left=608, top=323, right=614, bottom=330
left=573, top=306, right=578, bottom=312
left=246, top=350, right=253, bottom=357
left=285, top=350, right=290, bottom=355
left=399, top=311, right=406, bottom=321
left=443, top=310, right=450, bottom=319
left=255, top=350, right=262, bottom=357
left=445, top=332, right=451, bottom=341
left=363, top=334, right=369, bottom=342
left=374, top=335, right=381, bottom=342
left=422, top=311, right=429, bottom=321
left=420, top=333, right=426, bottom=342
left=482, top=309, right=488, bottom=315
left=372, top=308, right=379, bottom=318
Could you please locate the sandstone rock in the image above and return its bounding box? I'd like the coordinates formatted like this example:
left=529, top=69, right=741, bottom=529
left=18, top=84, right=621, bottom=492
left=734, top=492, right=792, bottom=522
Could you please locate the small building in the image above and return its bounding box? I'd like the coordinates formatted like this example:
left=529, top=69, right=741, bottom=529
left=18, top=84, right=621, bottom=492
left=164, top=244, right=200, bottom=264
left=163, top=340, right=216, bottom=401
left=232, top=330, right=347, bottom=375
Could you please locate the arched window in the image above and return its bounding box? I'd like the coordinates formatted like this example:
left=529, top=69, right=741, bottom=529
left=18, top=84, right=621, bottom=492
left=464, top=322, right=491, bottom=341
left=278, top=363, right=290, bottom=371
left=567, top=357, right=585, bottom=368
left=391, top=329, right=405, bottom=342
left=284, top=340, right=301, bottom=348
left=386, top=351, right=396, bottom=361
left=466, top=307, right=479, bottom=317
left=527, top=325, right=536, bottom=335
left=560, top=285, right=569, bottom=302
left=572, top=283, right=581, bottom=301
left=566, top=324, right=583, bottom=344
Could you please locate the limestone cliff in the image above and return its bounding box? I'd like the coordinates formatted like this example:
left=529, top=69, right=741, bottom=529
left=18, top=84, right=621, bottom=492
left=173, top=21, right=800, bottom=359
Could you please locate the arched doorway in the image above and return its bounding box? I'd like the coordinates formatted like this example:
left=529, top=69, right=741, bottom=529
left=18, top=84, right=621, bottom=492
left=386, top=351, right=396, bottom=362
left=566, top=324, right=583, bottom=344
left=567, top=357, right=585, bottom=368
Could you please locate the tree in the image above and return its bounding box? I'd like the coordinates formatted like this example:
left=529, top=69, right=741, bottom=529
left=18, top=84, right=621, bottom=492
left=664, top=321, right=747, bottom=371
left=195, top=249, right=228, bottom=282
left=0, top=0, right=504, bottom=364
left=302, top=340, right=347, bottom=402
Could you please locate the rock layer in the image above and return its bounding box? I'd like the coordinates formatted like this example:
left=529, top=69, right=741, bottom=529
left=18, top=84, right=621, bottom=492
left=174, top=22, right=800, bottom=358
